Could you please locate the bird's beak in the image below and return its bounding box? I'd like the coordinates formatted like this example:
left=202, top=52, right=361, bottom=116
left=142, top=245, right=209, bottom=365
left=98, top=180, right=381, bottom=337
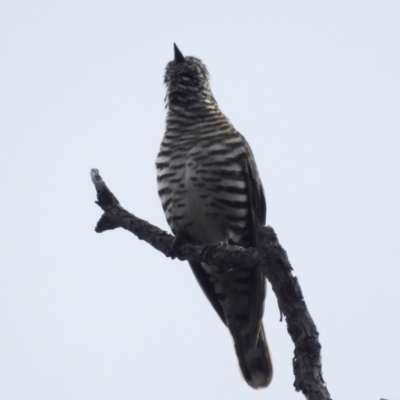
left=174, top=43, right=186, bottom=64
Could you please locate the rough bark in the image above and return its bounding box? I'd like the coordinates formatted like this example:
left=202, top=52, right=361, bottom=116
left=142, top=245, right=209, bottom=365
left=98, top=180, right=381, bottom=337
left=90, top=168, right=332, bottom=400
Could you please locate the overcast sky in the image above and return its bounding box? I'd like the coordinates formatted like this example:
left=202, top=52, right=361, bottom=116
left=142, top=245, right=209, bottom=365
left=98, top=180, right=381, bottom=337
left=1, top=1, right=399, bottom=399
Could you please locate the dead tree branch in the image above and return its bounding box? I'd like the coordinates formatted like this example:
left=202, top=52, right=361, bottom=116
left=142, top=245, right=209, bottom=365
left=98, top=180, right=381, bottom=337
left=90, top=168, right=332, bottom=400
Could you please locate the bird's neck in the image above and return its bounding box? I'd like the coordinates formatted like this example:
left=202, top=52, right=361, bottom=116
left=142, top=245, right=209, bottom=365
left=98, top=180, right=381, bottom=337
left=166, top=85, right=218, bottom=113
left=165, top=89, right=221, bottom=123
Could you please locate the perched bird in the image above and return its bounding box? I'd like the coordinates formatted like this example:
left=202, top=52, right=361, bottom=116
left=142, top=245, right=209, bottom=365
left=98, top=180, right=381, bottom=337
left=156, top=44, right=272, bottom=389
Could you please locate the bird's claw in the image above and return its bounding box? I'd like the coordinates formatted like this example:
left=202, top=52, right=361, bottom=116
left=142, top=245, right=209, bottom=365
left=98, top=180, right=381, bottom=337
left=167, top=234, right=185, bottom=259
left=203, top=239, right=228, bottom=265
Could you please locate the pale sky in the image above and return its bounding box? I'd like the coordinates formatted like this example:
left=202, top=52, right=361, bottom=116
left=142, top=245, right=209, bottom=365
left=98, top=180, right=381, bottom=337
left=1, top=1, right=399, bottom=399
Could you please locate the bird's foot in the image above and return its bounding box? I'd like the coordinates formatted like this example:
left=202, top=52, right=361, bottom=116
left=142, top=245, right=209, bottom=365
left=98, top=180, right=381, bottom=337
left=203, top=239, right=229, bottom=266
left=167, top=234, right=186, bottom=260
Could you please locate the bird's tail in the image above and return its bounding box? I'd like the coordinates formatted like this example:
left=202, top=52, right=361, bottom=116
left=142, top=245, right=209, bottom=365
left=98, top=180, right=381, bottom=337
left=232, top=325, right=273, bottom=389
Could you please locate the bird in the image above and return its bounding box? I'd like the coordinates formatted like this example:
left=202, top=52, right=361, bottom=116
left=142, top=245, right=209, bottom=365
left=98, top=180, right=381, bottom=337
left=156, top=44, right=272, bottom=389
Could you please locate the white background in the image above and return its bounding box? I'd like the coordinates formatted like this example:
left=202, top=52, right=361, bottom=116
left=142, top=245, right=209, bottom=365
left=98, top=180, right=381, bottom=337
left=1, top=1, right=399, bottom=399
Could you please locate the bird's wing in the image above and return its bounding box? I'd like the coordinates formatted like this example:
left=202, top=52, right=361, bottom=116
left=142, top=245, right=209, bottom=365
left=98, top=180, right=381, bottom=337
left=239, top=133, right=266, bottom=232
left=189, top=133, right=266, bottom=330
left=237, top=133, right=267, bottom=341
left=189, top=261, right=226, bottom=325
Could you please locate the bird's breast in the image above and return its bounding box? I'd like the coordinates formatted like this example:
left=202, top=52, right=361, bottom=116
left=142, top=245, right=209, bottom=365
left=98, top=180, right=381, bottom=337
left=157, top=142, right=250, bottom=245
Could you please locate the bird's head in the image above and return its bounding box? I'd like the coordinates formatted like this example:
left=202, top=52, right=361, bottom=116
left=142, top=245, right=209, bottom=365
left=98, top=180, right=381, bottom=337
left=164, top=44, right=210, bottom=92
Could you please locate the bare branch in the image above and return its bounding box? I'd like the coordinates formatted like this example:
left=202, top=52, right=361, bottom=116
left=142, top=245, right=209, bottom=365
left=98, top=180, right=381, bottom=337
left=90, top=168, right=332, bottom=400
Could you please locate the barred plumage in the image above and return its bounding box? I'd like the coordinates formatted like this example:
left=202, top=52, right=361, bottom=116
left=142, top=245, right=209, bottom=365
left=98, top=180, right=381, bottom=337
left=156, top=44, right=272, bottom=389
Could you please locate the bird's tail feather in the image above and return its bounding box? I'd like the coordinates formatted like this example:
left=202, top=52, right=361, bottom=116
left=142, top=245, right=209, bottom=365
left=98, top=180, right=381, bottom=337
left=232, top=325, right=272, bottom=389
